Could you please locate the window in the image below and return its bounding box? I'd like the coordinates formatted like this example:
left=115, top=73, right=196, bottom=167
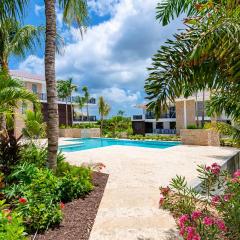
left=170, top=122, right=176, bottom=129
left=32, top=84, right=38, bottom=94
left=156, top=122, right=163, bottom=129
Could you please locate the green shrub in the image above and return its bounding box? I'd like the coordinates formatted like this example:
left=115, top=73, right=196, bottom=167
left=57, top=161, right=93, bottom=202
left=187, top=124, right=198, bottom=129
left=60, top=123, right=99, bottom=129
left=0, top=200, right=27, bottom=240
left=128, top=134, right=180, bottom=141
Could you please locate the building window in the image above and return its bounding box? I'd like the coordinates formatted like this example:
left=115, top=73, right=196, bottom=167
left=21, top=103, right=27, bottom=114
left=32, top=84, right=38, bottom=94
left=156, top=122, right=163, bottom=129
left=170, top=122, right=176, bottom=129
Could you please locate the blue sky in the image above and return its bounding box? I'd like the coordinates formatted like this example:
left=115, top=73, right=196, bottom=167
left=9, top=0, right=182, bottom=117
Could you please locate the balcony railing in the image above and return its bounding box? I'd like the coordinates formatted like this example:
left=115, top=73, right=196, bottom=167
left=153, top=129, right=176, bottom=134
left=132, top=115, right=143, bottom=120
left=37, top=93, right=96, bottom=104
left=73, top=116, right=97, bottom=122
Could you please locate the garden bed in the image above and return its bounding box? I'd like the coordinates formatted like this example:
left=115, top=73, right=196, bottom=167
left=33, top=171, right=109, bottom=240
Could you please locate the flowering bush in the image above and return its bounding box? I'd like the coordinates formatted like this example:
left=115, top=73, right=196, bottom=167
left=0, top=200, right=27, bottom=240
left=159, top=163, right=240, bottom=240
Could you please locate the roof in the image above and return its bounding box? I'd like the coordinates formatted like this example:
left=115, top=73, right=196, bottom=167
left=10, top=70, right=44, bottom=81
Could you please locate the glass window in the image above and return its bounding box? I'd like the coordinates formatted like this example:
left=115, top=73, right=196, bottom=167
left=32, top=84, right=38, bottom=93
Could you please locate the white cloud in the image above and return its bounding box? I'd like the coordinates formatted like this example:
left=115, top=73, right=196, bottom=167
left=88, top=0, right=119, bottom=16
left=18, top=0, right=182, bottom=115
left=18, top=55, right=44, bottom=75
left=34, top=4, right=44, bottom=16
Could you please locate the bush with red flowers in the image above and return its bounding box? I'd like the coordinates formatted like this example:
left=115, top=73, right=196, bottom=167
left=0, top=200, right=27, bottom=240
left=159, top=164, right=240, bottom=240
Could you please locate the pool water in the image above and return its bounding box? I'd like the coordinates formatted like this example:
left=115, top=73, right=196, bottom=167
left=59, top=138, right=180, bottom=152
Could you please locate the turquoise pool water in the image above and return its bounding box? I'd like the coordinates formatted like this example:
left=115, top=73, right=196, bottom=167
left=59, top=138, right=180, bottom=152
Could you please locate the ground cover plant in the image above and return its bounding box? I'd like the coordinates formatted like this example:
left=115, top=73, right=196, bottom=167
left=128, top=134, right=180, bottom=141
left=60, top=123, right=100, bottom=129
left=159, top=163, right=240, bottom=240
left=0, top=140, right=93, bottom=237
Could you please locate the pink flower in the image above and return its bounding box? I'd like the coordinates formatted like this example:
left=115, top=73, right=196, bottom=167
left=186, top=227, right=196, bottom=239
left=215, top=219, right=227, bottom=232
left=205, top=166, right=211, bottom=171
left=211, top=195, right=220, bottom=206
left=179, top=214, right=189, bottom=227
left=192, top=234, right=201, bottom=240
left=231, top=177, right=239, bottom=183
left=223, top=194, right=231, bottom=202
left=179, top=227, right=185, bottom=236
left=211, top=163, right=219, bottom=168
left=160, top=186, right=170, bottom=196
left=191, top=211, right=202, bottom=220
left=159, top=196, right=164, bottom=206
left=210, top=163, right=221, bottom=175
left=203, top=216, right=214, bottom=226
left=233, top=169, right=240, bottom=178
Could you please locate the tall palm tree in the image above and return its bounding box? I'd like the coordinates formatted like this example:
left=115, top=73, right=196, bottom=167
left=0, top=71, right=38, bottom=131
left=57, top=78, right=77, bottom=126
left=98, top=96, right=111, bottom=137
left=44, top=0, right=88, bottom=170
left=75, top=96, right=85, bottom=121
left=0, top=19, right=42, bottom=72
left=82, top=86, right=90, bottom=123
left=1, top=0, right=88, bottom=169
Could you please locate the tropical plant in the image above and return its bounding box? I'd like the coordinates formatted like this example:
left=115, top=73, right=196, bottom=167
left=43, top=0, right=88, bottom=170
left=146, top=0, right=240, bottom=125
left=0, top=18, right=42, bottom=72
left=82, top=86, right=90, bottom=123
left=0, top=72, right=38, bottom=130
left=0, top=200, right=27, bottom=240
left=98, top=96, right=111, bottom=137
left=22, top=110, right=46, bottom=139
left=57, top=79, right=77, bottom=126
left=159, top=164, right=240, bottom=239
left=75, top=95, right=85, bottom=121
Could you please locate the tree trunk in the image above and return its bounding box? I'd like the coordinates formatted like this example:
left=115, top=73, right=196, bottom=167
left=65, top=99, right=68, bottom=126
left=195, top=92, right=199, bottom=128
left=45, top=0, right=58, bottom=171
left=70, top=95, right=74, bottom=126
left=201, top=90, right=205, bottom=128
left=100, top=115, right=103, bottom=137
left=87, top=102, right=89, bottom=124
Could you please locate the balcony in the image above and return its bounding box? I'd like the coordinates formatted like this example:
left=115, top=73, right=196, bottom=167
left=153, top=129, right=176, bottom=134
left=37, top=93, right=96, bottom=104
left=73, top=116, right=97, bottom=122
left=132, top=115, right=143, bottom=120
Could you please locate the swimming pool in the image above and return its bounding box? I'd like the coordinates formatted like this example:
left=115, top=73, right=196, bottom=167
left=59, top=138, right=180, bottom=152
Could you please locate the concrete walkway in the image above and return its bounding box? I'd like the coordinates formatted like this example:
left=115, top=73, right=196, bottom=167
left=62, top=142, right=239, bottom=240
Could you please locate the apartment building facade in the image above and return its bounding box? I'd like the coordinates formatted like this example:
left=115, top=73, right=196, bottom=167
left=10, top=70, right=97, bottom=137
left=132, top=91, right=231, bottom=135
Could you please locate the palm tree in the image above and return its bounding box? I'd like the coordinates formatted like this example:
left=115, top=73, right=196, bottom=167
left=1, top=0, right=88, bottom=169
left=44, top=0, right=88, bottom=170
left=75, top=96, right=85, bottom=121
left=82, top=86, right=90, bottom=123
left=57, top=78, right=77, bottom=126
left=0, top=71, right=38, bottom=131
left=98, top=96, right=111, bottom=137
left=0, top=19, right=42, bottom=72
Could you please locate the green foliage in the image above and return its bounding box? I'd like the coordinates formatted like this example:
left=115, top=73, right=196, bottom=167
left=128, top=134, right=180, bottom=141
left=22, top=110, right=46, bottom=139
left=56, top=161, right=93, bottom=202
left=187, top=124, right=199, bottom=129
left=60, top=123, right=99, bottom=129
left=159, top=163, right=240, bottom=239
left=101, top=115, right=132, bottom=138
left=0, top=200, right=27, bottom=240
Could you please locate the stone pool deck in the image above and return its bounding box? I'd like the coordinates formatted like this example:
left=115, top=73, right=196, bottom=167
left=60, top=140, right=239, bottom=240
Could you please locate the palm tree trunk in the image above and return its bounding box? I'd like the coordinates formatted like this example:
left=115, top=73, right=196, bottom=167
left=100, top=115, right=103, bottom=137
left=44, top=0, right=58, bottom=171
left=87, top=102, right=89, bottom=123
left=65, top=98, right=68, bottom=126
left=201, top=90, right=205, bottom=128
left=195, top=92, right=199, bottom=128
left=70, top=95, right=73, bottom=126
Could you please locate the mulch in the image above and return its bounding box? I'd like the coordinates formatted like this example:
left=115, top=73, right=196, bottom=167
left=32, top=171, right=109, bottom=240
